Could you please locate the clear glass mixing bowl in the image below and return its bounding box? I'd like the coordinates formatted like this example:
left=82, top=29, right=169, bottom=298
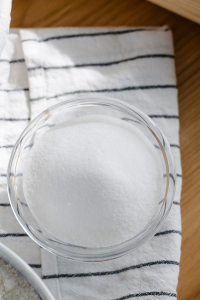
left=7, top=96, right=176, bottom=262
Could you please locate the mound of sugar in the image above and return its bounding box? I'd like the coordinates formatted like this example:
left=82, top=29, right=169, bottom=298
left=0, top=259, right=40, bottom=299
left=23, top=115, right=162, bottom=247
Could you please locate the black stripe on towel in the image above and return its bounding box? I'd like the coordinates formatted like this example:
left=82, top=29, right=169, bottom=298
left=42, top=260, right=179, bottom=279
left=170, top=144, right=180, bottom=148
left=29, top=264, right=42, bottom=268
left=0, top=88, right=29, bottom=92
left=0, top=233, right=28, bottom=237
left=149, top=114, right=178, bottom=119
left=24, top=144, right=33, bottom=149
left=1, top=173, right=23, bottom=177
left=21, top=28, right=170, bottom=43
left=18, top=198, right=28, bottom=207
left=156, top=144, right=180, bottom=149
left=0, top=145, right=14, bottom=149
left=0, top=118, right=30, bottom=121
left=0, top=173, right=23, bottom=177
left=0, top=59, right=25, bottom=64
left=163, top=173, right=182, bottom=185
left=30, top=85, right=177, bottom=102
left=112, top=291, right=177, bottom=300
left=155, top=230, right=181, bottom=236
left=173, top=201, right=180, bottom=205
left=170, top=173, right=176, bottom=184
left=27, top=54, right=174, bottom=71
left=163, top=173, right=181, bottom=179
left=47, top=85, right=177, bottom=99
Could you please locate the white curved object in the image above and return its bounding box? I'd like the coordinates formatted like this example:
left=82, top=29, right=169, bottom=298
left=0, top=243, right=55, bottom=300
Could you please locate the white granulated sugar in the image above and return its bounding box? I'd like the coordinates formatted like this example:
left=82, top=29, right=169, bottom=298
left=23, top=115, right=163, bottom=247
left=0, top=259, right=41, bottom=299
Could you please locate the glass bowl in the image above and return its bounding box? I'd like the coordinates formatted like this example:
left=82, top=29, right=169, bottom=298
left=7, top=96, right=176, bottom=262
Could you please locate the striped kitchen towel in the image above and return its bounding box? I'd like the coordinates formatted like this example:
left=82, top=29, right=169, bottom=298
left=0, top=26, right=182, bottom=300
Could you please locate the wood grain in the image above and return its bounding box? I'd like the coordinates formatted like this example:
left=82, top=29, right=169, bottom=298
left=147, top=0, right=200, bottom=24
left=10, top=1, right=200, bottom=299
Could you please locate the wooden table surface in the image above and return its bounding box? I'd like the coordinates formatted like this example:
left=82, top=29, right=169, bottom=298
left=10, top=1, right=200, bottom=299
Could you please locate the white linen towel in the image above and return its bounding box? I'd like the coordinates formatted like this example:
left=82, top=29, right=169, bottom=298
left=0, top=26, right=182, bottom=300
left=0, top=0, right=12, bottom=55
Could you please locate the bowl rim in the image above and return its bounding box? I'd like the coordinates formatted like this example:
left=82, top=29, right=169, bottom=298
left=0, top=243, right=55, bottom=300
left=7, top=95, right=176, bottom=262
